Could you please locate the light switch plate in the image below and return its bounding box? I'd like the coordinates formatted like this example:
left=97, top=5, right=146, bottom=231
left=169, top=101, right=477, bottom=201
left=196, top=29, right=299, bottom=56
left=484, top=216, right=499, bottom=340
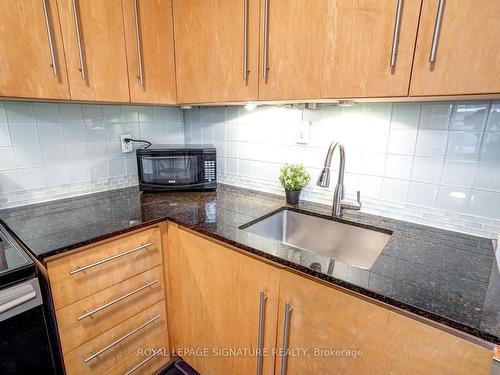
left=120, top=134, right=133, bottom=153
left=296, top=121, right=311, bottom=144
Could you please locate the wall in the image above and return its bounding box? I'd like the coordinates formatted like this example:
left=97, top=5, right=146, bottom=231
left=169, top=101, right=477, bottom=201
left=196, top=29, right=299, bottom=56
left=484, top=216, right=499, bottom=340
left=184, top=101, right=500, bottom=238
left=0, top=101, right=183, bottom=208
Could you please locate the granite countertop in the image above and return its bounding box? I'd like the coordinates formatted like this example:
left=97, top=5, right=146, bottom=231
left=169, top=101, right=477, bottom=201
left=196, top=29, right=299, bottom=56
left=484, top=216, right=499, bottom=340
left=0, top=184, right=499, bottom=345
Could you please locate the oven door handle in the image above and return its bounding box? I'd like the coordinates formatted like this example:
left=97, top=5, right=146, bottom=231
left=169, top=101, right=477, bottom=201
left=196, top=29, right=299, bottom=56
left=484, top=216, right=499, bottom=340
left=0, top=278, right=41, bottom=321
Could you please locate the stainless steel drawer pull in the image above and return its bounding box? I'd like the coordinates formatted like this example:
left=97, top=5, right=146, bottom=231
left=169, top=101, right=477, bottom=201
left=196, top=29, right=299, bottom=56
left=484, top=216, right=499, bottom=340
left=133, top=0, right=144, bottom=86
left=262, top=0, right=270, bottom=81
left=77, top=280, right=159, bottom=321
left=69, top=242, right=155, bottom=275
left=41, top=0, right=58, bottom=76
left=123, top=350, right=160, bottom=375
left=280, top=302, right=292, bottom=375
left=71, top=0, right=86, bottom=79
left=429, top=0, right=445, bottom=63
left=243, top=0, right=249, bottom=81
left=390, top=0, right=404, bottom=67
left=84, top=314, right=160, bottom=363
left=256, top=291, right=268, bottom=375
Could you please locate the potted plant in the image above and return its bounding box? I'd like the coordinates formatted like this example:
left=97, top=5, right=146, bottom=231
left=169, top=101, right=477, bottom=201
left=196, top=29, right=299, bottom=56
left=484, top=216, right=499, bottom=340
left=279, top=164, right=311, bottom=205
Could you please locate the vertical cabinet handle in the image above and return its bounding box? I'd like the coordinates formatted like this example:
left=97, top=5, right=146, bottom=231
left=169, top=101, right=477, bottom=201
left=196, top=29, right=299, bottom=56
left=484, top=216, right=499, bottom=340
left=71, top=0, right=87, bottom=79
left=262, top=0, right=270, bottom=81
left=390, top=0, right=404, bottom=67
left=256, top=291, right=268, bottom=375
left=429, top=0, right=446, bottom=63
left=243, top=0, right=249, bottom=81
left=280, top=302, right=292, bottom=375
left=133, top=0, right=144, bottom=86
left=41, top=0, right=58, bottom=76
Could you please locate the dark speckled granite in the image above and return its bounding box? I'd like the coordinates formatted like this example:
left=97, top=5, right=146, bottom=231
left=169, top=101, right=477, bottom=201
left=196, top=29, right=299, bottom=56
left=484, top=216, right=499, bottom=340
left=0, top=184, right=499, bottom=345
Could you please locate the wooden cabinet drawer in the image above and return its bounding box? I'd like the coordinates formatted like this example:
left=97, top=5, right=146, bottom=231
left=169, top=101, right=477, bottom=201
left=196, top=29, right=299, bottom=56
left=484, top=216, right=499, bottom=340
left=57, top=266, right=165, bottom=354
left=48, top=227, right=162, bottom=309
left=63, top=301, right=167, bottom=375
left=104, top=332, right=170, bottom=375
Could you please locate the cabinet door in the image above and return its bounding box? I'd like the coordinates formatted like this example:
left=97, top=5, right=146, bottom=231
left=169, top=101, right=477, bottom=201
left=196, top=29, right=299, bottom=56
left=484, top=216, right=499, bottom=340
left=172, top=0, right=260, bottom=103
left=0, top=0, right=70, bottom=99
left=258, top=0, right=329, bottom=100
left=321, top=0, right=421, bottom=98
left=277, top=270, right=493, bottom=374
left=56, top=0, right=130, bottom=101
left=167, top=224, right=280, bottom=375
left=122, top=0, right=176, bottom=104
left=410, top=0, right=500, bottom=96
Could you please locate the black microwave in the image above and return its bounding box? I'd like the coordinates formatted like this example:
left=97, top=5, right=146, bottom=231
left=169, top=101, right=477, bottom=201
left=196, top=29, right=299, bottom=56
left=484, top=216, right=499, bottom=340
left=136, top=145, right=216, bottom=192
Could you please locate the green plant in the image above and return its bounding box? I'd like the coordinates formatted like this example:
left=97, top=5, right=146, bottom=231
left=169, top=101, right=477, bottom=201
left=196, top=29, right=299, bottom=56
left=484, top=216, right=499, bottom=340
left=279, top=164, right=311, bottom=191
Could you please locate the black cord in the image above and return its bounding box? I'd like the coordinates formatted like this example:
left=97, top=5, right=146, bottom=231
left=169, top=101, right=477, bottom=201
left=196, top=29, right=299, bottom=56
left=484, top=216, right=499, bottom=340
left=124, top=138, right=152, bottom=149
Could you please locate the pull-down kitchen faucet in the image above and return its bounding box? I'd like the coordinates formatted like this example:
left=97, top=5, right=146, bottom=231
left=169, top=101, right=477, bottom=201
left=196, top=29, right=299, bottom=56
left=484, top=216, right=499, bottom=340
left=317, top=141, right=361, bottom=218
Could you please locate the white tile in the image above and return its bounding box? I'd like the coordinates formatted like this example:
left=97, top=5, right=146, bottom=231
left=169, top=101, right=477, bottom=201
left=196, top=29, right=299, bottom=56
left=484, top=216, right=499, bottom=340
left=202, top=123, right=215, bottom=144
left=0, top=123, right=11, bottom=146
left=90, top=160, right=109, bottom=179
left=18, top=167, right=45, bottom=190
left=86, top=142, right=107, bottom=160
left=0, top=148, right=16, bottom=170
left=41, top=145, right=66, bottom=164
left=34, top=103, right=60, bottom=123
left=63, top=123, right=85, bottom=143
left=59, top=104, right=82, bottom=122
left=475, top=163, right=500, bottom=191
left=121, top=106, right=139, bottom=122
left=358, top=175, right=382, bottom=199
left=226, top=158, right=238, bottom=174
left=8, top=123, right=38, bottom=145
left=121, top=123, right=140, bottom=139
left=108, top=159, right=126, bottom=176
left=138, top=107, right=154, bottom=122
left=446, top=131, right=482, bottom=160
left=381, top=178, right=409, bottom=202
left=154, top=106, right=183, bottom=123
left=104, top=123, right=123, bottom=141
left=411, top=157, right=443, bottom=183
left=0, top=103, right=6, bottom=122
left=238, top=159, right=252, bottom=176
left=480, top=132, right=500, bottom=162
left=440, top=160, right=476, bottom=188
left=419, top=103, right=452, bottom=130
left=407, top=182, right=438, bottom=207
left=225, top=107, right=239, bottom=124
left=125, top=158, right=137, bottom=175
left=359, top=153, right=386, bottom=176
left=65, top=143, right=88, bottom=162
left=4, top=102, right=35, bottom=122
left=470, top=190, right=500, bottom=219
left=0, top=170, right=19, bottom=193
left=436, top=186, right=471, bottom=212
left=44, top=165, right=69, bottom=187
left=82, top=104, right=103, bottom=123
left=391, top=103, right=419, bottom=130
left=387, top=129, right=417, bottom=155
left=214, top=122, right=225, bottom=141
left=415, top=130, right=448, bottom=158
left=168, top=122, right=185, bottom=144
left=37, top=123, right=64, bottom=144
left=139, top=122, right=155, bottom=140
left=13, top=146, right=42, bottom=168
left=450, top=102, right=488, bottom=131
left=384, top=154, right=413, bottom=180
left=102, top=105, right=123, bottom=122
left=68, top=162, right=90, bottom=183
left=486, top=102, right=500, bottom=131
left=105, top=142, right=122, bottom=159
left=85, top=123, right=105, bottom=142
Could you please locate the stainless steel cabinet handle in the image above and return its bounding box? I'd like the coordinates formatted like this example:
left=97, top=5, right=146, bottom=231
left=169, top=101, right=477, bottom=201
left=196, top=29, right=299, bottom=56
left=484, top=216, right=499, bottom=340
left=390, top=0, right=404, bottom=67
left=262, top=0, right=270, bottom=81
left=69, top=242, right=155, bottom=275
left=41, top=0, right=58, bottom=76
left=71, top=0, right=87, bottom=79
left=133, top=0, right=144, bottom=86
left=84, top=314, right=160, bottom=363
left=280, top=302, right=292, bottom=375
left=123, top=350, right=160, bottom=375
left=77, top=280, right=158, bottom=321
left=429, top=0, right=445, bottom=63
left=256, top=291, right=268, bottom=375
left=243, top=0, right=249, bottom=81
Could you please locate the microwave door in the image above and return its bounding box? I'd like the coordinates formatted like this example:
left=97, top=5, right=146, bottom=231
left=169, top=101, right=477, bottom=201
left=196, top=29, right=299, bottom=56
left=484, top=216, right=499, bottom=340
left=142, top=155, right=199, bottom=185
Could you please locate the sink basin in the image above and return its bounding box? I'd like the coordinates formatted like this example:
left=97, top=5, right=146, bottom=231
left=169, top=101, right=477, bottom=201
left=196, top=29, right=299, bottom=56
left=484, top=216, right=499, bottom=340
left=240, top=209, right=392, bottom=269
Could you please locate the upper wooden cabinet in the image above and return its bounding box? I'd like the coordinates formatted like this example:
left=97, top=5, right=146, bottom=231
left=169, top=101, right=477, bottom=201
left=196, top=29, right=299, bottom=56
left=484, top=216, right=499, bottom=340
left=321, top=0, right=422, bottom=98
left=0, top=0, right=70, bottom=99
left=56, top=0, right=130, bottom=102
left=172, top=0, right=260, bottom=103
left=122, top=0, right=177, bottom=104
left=258, top=0, right=329, bottom=101
left=410, top=0, right=500, bottom=96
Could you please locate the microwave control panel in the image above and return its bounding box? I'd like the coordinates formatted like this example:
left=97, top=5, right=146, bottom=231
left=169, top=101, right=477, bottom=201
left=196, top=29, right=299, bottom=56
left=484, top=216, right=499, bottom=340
left=204, top=159, right=216, bottom=182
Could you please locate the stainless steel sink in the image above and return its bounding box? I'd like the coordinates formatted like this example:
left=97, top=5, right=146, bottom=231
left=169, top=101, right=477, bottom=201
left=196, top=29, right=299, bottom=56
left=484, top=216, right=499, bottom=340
left=240, top=209, right=392, bottom=269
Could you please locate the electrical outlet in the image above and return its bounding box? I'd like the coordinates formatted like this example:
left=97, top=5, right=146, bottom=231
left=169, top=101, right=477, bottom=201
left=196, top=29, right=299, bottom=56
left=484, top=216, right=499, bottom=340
left=296, top=121, right=311, bottom=144
left=120, top=134, right=133, bottom=153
